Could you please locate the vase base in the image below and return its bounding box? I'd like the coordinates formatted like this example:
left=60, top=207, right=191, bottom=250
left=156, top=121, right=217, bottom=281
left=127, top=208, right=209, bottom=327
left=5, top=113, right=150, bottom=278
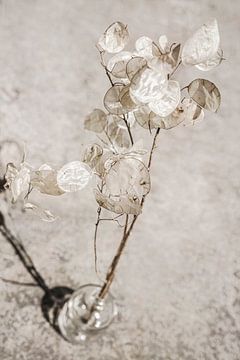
left=58, top=283, right=117, bottom=343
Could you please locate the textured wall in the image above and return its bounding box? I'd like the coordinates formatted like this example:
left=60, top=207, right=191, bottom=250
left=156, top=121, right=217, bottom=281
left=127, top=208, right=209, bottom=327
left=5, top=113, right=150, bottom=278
left=0, top=0, right=240, bottom=359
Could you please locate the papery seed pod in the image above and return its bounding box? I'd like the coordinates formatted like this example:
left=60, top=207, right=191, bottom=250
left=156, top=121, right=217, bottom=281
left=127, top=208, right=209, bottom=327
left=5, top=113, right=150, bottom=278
left=105, top=157, right=151, bottom=199
left=135, top=36, right=161, bottom=59
left=31, top=164, right=64, bottom=196
left=150, top=105, right=185, bottom=129
left=108, top=121, right=130, bottom=149
left=98, top=22, right=129, bottom=54
left=119, top=85, right=136, bottom=112
left=57, top=161, right=92, bottom=193
left=126, top=57, right=147, bottom=81
left=195, top=49, right=223, bottom=71
left=104, top=84, right=130, bottom=115
left=84, top=109, right=107, bottom=133
left=107, top=51, right=132, bottom=79
left=130, top=67, right=168, bottom=104
left=182, top=19, right=220, bottom=66
left=188, top=78, right=221, bottom=112
left=148, top=80, right=181, bottom=117
left=82, top=143, right=103, bottom=169
left=5, top=162, right=31, bottom=202
left=134, top=106, right=158, bottom=130
left=94, top=189, right=142, bottom=215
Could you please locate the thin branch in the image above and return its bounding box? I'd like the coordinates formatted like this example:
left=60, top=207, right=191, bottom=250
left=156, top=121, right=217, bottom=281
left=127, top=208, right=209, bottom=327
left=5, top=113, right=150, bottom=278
left=105, top=69, right=114, bottom=87
left=93, top=180, right=104, bottom=277
left=99, top=215, right=125, bottom=227
left=147, top=128, right=160, bottom=169
left=122, top=114, right=134, bottom=146
left=97, top=129, right=161, bottom=300
left=24, top=184, right=33, bottom=200
left=94, top=206, right=102, bottom=275
left=123, top=214, right=129, bottom=236
left=96, top=46, right=114, bottom=87
left=93, top=40, right=162, bottom=301
left=170, top=59, right=182, bottom=78
left=98, top=214, right=129, bottom=299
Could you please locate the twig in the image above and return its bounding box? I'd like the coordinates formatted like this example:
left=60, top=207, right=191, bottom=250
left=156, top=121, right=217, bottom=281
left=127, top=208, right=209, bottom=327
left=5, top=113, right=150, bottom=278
left=122, top=114, right=134, bottom=146
left=93, top=43, right=163, bottom=300
left=105, top=69, right=114, bottom=87
left=98, top=214, right=129, bottom=299
left=94, top=206, right=102, bottom=275
left=99, top=214, right=125, bottom=227
left=170, top=59, right=182, bottom=77
left=147, top=128, right=160, bottom=169
left=98, top=129, right=161, bottom=299
left=93, top=180, right=104, bottom=276
left=96, top=46, right=114, bottom=87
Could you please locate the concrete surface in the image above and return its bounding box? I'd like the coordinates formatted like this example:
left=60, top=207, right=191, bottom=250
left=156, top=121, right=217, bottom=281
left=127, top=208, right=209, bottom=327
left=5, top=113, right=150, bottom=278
left=0, top=0, right=240, bottom=359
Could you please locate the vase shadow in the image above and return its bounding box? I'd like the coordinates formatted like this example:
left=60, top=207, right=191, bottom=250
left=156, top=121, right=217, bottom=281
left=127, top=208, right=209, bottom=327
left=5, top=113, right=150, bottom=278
left=0, top=207, right=74, bottom=338
left=41, top=286, right=74, bottom=335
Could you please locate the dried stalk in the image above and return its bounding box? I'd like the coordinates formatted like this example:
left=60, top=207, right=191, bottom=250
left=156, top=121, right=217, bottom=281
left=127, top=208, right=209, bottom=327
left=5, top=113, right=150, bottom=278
left=97, top=128, right=160, bottom=300
left=98, top=214, right=129, bottom=298
left=94, top=180, right=104, bottom=275
left=147, top=128, right=160, bottom=170
left=93, top=51, right=164, bottom=300
left=122, top=114, right=134, bottom=146
left=94, top=205, right=102, bottom=274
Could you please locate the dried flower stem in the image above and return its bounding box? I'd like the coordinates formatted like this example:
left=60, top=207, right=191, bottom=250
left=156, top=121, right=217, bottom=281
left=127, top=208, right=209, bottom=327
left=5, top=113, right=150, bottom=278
left=97, top=46, right=114, bottom=87
left=170, top=59, right=182, bottom=78
left=105, top=69, right=114, bottom=87
left=98, top=214, right=130, bottom=299
left=93, top=53, right=162, bottom=300
left=122, top=114, right=134, bottom=146
left=147, top=128, right=160, bottom=170
left=98, top=128, right=160, bottom=300
left=92, top=57, right=135, bottom=276
left=94, top=180, right=104, bottom=274
left=94, top=205, right=102, bottom=274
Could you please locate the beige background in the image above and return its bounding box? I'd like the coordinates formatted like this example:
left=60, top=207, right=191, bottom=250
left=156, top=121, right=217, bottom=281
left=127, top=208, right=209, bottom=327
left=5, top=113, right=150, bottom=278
left=0, top=0, right=240, bottom=359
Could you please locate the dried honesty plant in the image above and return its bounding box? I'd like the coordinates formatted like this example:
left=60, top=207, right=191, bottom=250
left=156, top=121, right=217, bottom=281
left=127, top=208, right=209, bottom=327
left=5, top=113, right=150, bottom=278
left=4, top=19, right=222, bottom=301
left=4, top=158, right=92, bottom=221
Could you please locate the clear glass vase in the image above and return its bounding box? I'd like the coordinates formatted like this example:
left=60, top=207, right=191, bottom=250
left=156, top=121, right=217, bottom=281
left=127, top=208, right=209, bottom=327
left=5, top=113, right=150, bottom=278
left=58, top=283, right=118, bottom=343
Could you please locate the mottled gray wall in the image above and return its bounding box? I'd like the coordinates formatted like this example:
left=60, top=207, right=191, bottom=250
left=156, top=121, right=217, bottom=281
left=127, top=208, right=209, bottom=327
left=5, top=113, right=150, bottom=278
left=0, top=0, right=240, bottom=359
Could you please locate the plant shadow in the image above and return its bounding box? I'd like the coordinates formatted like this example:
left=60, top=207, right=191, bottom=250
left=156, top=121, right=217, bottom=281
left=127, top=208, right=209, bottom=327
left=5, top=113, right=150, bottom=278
left=0, top=204, right=73, bottom=338
left=41, top=286, right=73, bottom=335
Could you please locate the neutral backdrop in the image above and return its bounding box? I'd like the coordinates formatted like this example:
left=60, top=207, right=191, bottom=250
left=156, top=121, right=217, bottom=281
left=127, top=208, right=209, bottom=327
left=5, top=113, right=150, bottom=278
left=0, top=0, right=240, bottom=359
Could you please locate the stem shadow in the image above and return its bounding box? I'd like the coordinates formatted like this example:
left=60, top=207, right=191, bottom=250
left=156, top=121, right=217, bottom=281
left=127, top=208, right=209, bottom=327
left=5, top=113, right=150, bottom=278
left=0, top=206, right=73, bottom=337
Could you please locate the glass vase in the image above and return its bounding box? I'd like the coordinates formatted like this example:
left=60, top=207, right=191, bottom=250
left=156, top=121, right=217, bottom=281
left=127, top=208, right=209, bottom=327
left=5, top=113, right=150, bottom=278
left=58, top=283, right=117, bottom=343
